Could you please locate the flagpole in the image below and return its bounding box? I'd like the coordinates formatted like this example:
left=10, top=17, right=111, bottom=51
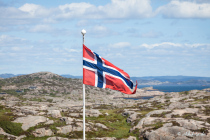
left=81, top=29, right=86, bottom=140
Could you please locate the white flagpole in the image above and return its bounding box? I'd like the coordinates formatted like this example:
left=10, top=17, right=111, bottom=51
left=81, top=29, right=86, bottom=140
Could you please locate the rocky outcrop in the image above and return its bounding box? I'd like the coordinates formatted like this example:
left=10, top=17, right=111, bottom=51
left=47, top=110, right=62, bottom=118
left=1, top=72, right=210, bottom=139
left=13, top=115, right=48, bottom=130
left=86, top=109, right=102, bottom=117
left=32, top=128, right=53, bottom=137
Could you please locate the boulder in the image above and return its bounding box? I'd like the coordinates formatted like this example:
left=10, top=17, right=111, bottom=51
left=45, top=120, right=54, bottom=125
left=86, top=109, right=102, bottom=117
left=95, top=123, right=108, bottom=130
left=13, top=115, right=48, bottom=130
left=47, top=137, right=70, bottom=140
left=56, top=125, right=72, bottom=134
left=47, top=110, right=62, bottom=118
left=144, top=126, right=190, bottom=140
left=168, top=102, right=189, bottom=110
left=32, top=128, right=53, bottom=137
left=176, top=119, right=208, bottom=130
left=127, top=113, right=137, bottom=123
left=145, top=110, right=171, bottom=117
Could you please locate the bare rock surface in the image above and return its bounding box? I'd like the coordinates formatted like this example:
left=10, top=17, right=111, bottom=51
left=13, top=115, right=48, bottom=130
left=32, top=128, right=53, bottom=137
left=47, top=110, right=62, bottom=118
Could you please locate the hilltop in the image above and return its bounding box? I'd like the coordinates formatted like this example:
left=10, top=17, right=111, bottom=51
left=2, top=73, right=210, bottom=86
left=0, top=72, right=209, bottom=139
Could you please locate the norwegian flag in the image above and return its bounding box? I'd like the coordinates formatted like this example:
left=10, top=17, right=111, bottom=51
left=83, top=44, right=137, bottom=94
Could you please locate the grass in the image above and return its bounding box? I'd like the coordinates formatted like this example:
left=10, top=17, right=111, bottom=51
left=0, top=106, right=23, bottom=136
left=23, top=136, right=50, bottom=140
left=150, top=111, right=172, bottom=118
left=86, top=109, right=138, bottom=139
left=180, top=91, right=190, bottom=95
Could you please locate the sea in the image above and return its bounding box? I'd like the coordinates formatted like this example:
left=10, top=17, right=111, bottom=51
left=138, top=85, right=210, bottom=92
left=124, top=85, right=210, bottom=100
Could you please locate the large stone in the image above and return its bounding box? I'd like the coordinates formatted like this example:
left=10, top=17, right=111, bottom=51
left=47, top=110, right=62, bottom=118
left=13, top=115, right=48, bottom=130
left=86, top=109, right=102, bottom=117
left=56, top=125, right=73, bottom=134
left=176, top=119, right=208, bottom=130
left=95, top=123, right=108, bottom=130
left=168, top=102, right=189, bottom=110
left=145, top=110, right=171, bottom=117
left=32, top=128, right=53, bottom=137
left=47, top=137, right=70, bottom=140
left=144, top=126, right=190, bottom=140
left=127, top=113, right=138, bottom=123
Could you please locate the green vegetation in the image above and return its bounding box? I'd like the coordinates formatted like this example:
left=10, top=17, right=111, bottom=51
left=86, top=109, right=138, bottom=139
left=180, top=91, right=189, bottom=95
left=150, top=111, right=172, bottom=118
left=0, top=121, right=23, bottom=136
left=144, top=122, right=164, bottom=130
left=0, top=105, right=23, bottom=136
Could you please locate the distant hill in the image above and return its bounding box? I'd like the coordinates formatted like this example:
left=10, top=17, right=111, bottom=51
left=0, top=74, right=25, bottom=79
left=0, top=72, right=83, bottom=95
left=60, top=74, right=82, bottom=79
left=1, top=73, right=210, bottom=86
left=131, top=76, right=210, bottom=85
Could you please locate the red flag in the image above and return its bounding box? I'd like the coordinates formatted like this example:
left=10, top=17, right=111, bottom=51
left=83, top=44, right=137, bottom=94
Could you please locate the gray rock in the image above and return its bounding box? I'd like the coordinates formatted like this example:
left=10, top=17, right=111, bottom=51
left=168, top=102, right=189, bottom=110
left=69, top=113, right=81, bottom=117
left=13, top=115, right=48, bottom=130
left=176, top=119, right=207, bottom=130
left=127, top=113, right=137, bottom=123
left=47, top=137, right=70, bottom=140
left=56, top=125, right=73, bottom=134
left=86, top=109, right=102, bottom=117
left=144, top=126, right=191, bottom=140
left=45, top=120, right=54, bottom=125
left=95, top=123, right=108, bottom=130
left=32, top=128, right=53, bottom=137
left=145, top=110, right=171, bottom=117
left=47, top=110, right=62, bottom=118
left=122, top=136, right=136, bottom=140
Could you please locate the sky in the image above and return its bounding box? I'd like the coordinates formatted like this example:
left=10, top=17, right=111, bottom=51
left=0, top=0, right=210, bottom=77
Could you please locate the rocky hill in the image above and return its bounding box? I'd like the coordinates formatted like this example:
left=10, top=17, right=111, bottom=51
left=0, top=72, right=209, bottom=139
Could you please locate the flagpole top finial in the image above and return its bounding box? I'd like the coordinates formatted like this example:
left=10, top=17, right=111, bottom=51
left=81, top=29, right=86, bottom=35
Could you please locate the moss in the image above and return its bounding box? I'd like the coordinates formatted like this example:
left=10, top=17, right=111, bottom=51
left=144, top=122, right=164, bottom=130
left=203, top=106, right=210, bottom=116
left=23, top=136, right=50, bottom=140
left=207, top=118, right=210, bottom=124
left=199, top=127, right=208, bottom=135
left=150, top=111, right=172, bottom=118
left=153, top=122, right=163, bottom=130
left=86, top=109, right=136, bottom=139
left=171, top=121, right=180, bottom=126
left=180, top=91, right=190, bottom=95
left=0, top=121, right=23, bottom=136
left=182, top=113, right=198, bottom=119
left=171, top=114, right=181, bottom=118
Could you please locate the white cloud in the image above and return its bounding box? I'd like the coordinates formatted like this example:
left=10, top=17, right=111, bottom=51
left=157, top=0, right=210, bottom=18
left=19, top=3, right=50, bottom=17
left=56, top=0, right=153, bottom=19
left=140, top=42, right=181, bottom=49
left=109, top=42, right=131, bottom=48
left=139, top=42, right=210, bottom=49
left=0, top=35, right=27, bottom=47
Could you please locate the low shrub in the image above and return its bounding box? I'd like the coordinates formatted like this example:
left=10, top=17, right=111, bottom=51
left=0, top=120, right=23, bottom=136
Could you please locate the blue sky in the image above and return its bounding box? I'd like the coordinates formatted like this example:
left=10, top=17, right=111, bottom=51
left=0, top=0, right=210, bottom=77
